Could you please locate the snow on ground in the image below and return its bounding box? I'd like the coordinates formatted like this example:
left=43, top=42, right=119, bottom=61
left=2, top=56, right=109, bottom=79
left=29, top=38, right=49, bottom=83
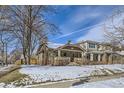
left=72, top=77, right=124, bottom=88
left=0, top=65, right=18, bottom=88
left=0, top=65, right=14, bottom=72
left=0, top=83, right=16, bottom=88
left=19, top=64, right=124, bottom=84
left=20, top=66, right=96, bottom=82
left=1, top=64, right=124, bottom=88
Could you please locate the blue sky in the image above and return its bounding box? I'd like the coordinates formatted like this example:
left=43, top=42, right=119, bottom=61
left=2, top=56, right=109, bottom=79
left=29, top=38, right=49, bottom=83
left=46, top=5, right=122, bottom=45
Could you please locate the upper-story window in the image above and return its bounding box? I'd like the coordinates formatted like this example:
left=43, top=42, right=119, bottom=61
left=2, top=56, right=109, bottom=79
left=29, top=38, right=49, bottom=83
left=89, top=43, right=96, bottom=48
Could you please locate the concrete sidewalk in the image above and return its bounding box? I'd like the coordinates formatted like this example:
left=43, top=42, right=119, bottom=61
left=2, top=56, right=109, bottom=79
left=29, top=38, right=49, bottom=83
left=28, top=72, right=124, bottom=88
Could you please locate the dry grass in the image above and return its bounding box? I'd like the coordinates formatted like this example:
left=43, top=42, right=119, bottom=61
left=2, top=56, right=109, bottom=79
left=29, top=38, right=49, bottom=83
left=0, top=65, right=21, bottom=78
left=68, top=62, right=80, bottom=66
left=0, top=69, right=27, bottom=84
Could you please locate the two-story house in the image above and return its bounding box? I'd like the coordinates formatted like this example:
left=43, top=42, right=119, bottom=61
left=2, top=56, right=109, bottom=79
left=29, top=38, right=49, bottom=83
left=78, top=40, right=99, bottom=51
left=36, top=40, right=124, bottom=66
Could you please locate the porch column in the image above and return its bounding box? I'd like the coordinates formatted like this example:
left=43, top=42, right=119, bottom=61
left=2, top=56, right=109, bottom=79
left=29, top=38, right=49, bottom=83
left=98, top=54, right=101, bottom=61
left=58, top=50, right=61, bottom=57
left=81, top=52, right=84, bottom=58
left=90, top=53, right=93, bottom=61
left=108, top=54, right=113, bottom=64
left=102, top=53, right=107, bottom=64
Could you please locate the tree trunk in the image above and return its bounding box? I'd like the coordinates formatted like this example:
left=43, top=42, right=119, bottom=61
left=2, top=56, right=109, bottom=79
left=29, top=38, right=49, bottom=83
left=23, top=48, right=27, bottom=65
left=27, top=6, right=32, bottom=65
left=5, top=43, right=8, bottom=65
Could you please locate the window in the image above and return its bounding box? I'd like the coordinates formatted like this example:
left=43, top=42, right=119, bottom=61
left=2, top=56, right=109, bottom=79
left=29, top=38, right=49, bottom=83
left=87, top=54, right=90, bottom=60
left=89, top=43, right=96, bottom=48
left=79, top=53, right=82, bottom=58
left=63, top=52, right=67, bottom=57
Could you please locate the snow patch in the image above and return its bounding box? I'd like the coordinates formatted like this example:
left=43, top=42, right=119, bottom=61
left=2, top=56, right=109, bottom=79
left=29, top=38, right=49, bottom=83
left=19, top=64, right=124, bottom=85
left=72, top=77, right=124, bottom=88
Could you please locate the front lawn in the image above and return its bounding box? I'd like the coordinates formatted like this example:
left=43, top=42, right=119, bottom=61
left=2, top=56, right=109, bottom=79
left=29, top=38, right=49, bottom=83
left=0, top=69, right=26, bottom=84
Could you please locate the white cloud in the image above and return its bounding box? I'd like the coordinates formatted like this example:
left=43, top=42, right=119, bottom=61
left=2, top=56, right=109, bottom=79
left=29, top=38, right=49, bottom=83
left=71, top=7, right=102, bottom=24
left=52, top=23, right=103, bottom=41
left=76, top=23, right=104, bottom=42
left=53, top=6, right=123, bottom=43
left=48, top=42, right=64, bottom=48
left=76, top=11, right=124, bottom=43
left=59, top=6, right=104, bottom=35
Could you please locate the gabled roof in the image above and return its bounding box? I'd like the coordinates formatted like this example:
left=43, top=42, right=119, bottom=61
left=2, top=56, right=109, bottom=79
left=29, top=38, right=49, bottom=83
left=100, top=42, right=112, bottom=46
left=78, top=40, right=100, bottom=44
left=57, top=44, right=86, bottom=51
left=36, top=43, right=48, bottom=55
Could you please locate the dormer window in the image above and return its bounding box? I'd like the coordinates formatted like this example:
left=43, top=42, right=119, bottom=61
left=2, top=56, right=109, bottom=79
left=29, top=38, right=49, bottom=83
left=89, top=43, right=96, bottom=48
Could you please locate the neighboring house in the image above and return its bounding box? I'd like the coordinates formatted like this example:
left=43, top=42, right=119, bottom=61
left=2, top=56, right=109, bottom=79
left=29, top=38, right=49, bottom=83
left=37, top=40, right=124, bottom=66
left=77, top=40, right=123, bottom=64
left=9, top=49, right=23, bottom=64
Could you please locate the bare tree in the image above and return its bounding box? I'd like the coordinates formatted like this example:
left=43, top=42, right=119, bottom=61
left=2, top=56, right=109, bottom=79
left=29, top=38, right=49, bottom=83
left=1, top=5, right=59, bottom=65
left=0, top=6, right=13, bottom=66
left=104, top=8, right=124, bottom=48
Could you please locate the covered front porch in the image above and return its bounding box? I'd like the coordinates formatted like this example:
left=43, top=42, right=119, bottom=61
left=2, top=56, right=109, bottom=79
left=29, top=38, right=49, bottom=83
left=85, top=51, right=113, bottom=64
left=52, top=44, right=85, bottom=65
